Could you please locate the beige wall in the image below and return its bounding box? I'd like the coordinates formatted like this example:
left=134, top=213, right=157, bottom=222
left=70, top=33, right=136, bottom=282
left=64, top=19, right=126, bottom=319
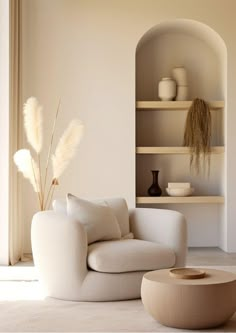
left=21, top=0, right=236, bottom=252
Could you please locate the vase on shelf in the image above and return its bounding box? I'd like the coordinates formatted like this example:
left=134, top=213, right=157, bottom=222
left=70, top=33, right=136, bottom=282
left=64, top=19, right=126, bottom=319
left=171, top=67, right=189, bottom=101
left=148, top=170, right=162, bottom=196
left=158, top=77, right=176, bottom=101
left=171, top=67, right=188, bottom=86
left=176, top=85, right=189, bottom=101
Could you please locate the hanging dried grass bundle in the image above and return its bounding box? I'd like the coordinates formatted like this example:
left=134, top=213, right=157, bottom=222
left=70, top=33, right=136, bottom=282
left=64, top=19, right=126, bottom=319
left=183, top=98, right=211, bottom=174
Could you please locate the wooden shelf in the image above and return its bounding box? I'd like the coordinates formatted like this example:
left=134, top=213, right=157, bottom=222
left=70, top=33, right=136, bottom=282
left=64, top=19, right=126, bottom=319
left=136, top=146, right=225, bottom=154
left=136, top=101, right=224, bottom=110
left=136, top=196, right=224, bottom=204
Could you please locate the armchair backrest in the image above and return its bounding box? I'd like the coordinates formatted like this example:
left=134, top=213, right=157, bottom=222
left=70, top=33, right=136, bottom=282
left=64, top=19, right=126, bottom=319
left=53, top=197, right=130, bottom=237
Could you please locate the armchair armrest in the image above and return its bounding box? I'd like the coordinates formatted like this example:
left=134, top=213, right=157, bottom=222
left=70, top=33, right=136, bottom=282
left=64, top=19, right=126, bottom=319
left=31, top=211, right=88, bottom=299
left=129, top=208, right=187, bottom=267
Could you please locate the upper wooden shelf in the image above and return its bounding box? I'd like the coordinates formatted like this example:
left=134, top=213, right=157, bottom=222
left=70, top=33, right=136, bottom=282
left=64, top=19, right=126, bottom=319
left=136, top=101, right=224, bottom=110
left=136, top=196, right=224, bottom=204
left=136, top=146, right=224, bottom=154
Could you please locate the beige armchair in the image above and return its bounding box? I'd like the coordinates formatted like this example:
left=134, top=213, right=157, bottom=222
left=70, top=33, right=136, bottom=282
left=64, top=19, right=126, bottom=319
left=31, top=198, right=187, bottom=301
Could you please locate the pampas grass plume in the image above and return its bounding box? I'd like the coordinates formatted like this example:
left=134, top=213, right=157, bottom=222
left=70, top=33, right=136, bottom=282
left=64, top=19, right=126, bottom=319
left=14, top=149, right=40, bottom=192
left=52, top=119, right=84, bottom=180
left=23, top=97, right=43, bottom=153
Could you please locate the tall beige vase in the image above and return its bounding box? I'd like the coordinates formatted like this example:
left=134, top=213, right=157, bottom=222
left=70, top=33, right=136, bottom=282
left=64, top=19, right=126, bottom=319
left=172, top=67, right=188, bottom=85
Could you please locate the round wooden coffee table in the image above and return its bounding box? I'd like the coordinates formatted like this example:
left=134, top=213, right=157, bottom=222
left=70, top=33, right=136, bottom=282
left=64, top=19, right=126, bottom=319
left=141, top=268, right=236, bottom=329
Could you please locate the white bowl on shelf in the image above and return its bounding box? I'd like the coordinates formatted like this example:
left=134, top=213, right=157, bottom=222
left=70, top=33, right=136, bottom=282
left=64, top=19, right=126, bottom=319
left=166, top=187, right=194, bottom=197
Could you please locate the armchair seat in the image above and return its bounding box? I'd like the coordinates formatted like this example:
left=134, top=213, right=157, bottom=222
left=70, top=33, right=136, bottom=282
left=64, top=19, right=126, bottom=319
left=88, top=239, right=175, bottom=273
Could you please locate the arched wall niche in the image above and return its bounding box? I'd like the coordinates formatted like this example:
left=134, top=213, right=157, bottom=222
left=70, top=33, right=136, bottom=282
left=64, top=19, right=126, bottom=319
left=135, top=19, right=228, bottom=249
left=136, top=19, right=227, bottom=101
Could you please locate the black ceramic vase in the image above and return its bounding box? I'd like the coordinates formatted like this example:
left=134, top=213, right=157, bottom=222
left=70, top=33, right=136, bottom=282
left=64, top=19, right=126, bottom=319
left=148, top=170, right=162, bottom=196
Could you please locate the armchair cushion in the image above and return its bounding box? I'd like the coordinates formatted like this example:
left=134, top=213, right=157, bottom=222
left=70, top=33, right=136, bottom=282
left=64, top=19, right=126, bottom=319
left=87, top=239, right=175, bottom=273
left=53, top=197, right=130, bottom=237
left=103, top=198, right=130, bottom=237
left=52, top=198, right=67, bottom=214
left=67, top=194, right=121, bottom=244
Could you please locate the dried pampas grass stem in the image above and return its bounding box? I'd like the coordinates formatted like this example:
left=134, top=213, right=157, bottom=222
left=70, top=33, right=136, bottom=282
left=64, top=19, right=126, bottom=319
left=183, top=98, right=211, bottom=175
left=43, top=99, right=61, bottom=207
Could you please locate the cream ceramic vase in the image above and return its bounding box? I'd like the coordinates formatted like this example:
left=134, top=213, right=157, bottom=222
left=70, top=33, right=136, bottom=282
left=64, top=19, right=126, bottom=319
left=172, top=67, right=188, bottom=86
left=176, top=85, right=189, bottom=101
left=158, top=77, right=176, bottom=101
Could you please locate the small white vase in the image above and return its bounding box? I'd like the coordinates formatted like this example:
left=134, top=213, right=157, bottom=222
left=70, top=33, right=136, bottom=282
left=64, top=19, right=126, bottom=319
left=176, top=85, right=189, bottom=101
left=158, top=77, right=176, bottom=101
left=172, top=67, right=188, bottom=86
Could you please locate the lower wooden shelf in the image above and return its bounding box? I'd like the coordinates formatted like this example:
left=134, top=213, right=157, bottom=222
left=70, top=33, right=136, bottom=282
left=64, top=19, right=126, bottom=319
left=136, top=196, right=224, bottom=204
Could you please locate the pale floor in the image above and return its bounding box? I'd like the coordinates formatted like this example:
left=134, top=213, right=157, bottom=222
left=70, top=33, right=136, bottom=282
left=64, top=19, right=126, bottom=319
left=187, top=247, right=236, bottom=266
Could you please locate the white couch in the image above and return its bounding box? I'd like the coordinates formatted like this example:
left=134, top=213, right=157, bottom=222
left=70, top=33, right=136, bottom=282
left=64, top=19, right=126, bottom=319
left=31, top=198, right=187, bottom=301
